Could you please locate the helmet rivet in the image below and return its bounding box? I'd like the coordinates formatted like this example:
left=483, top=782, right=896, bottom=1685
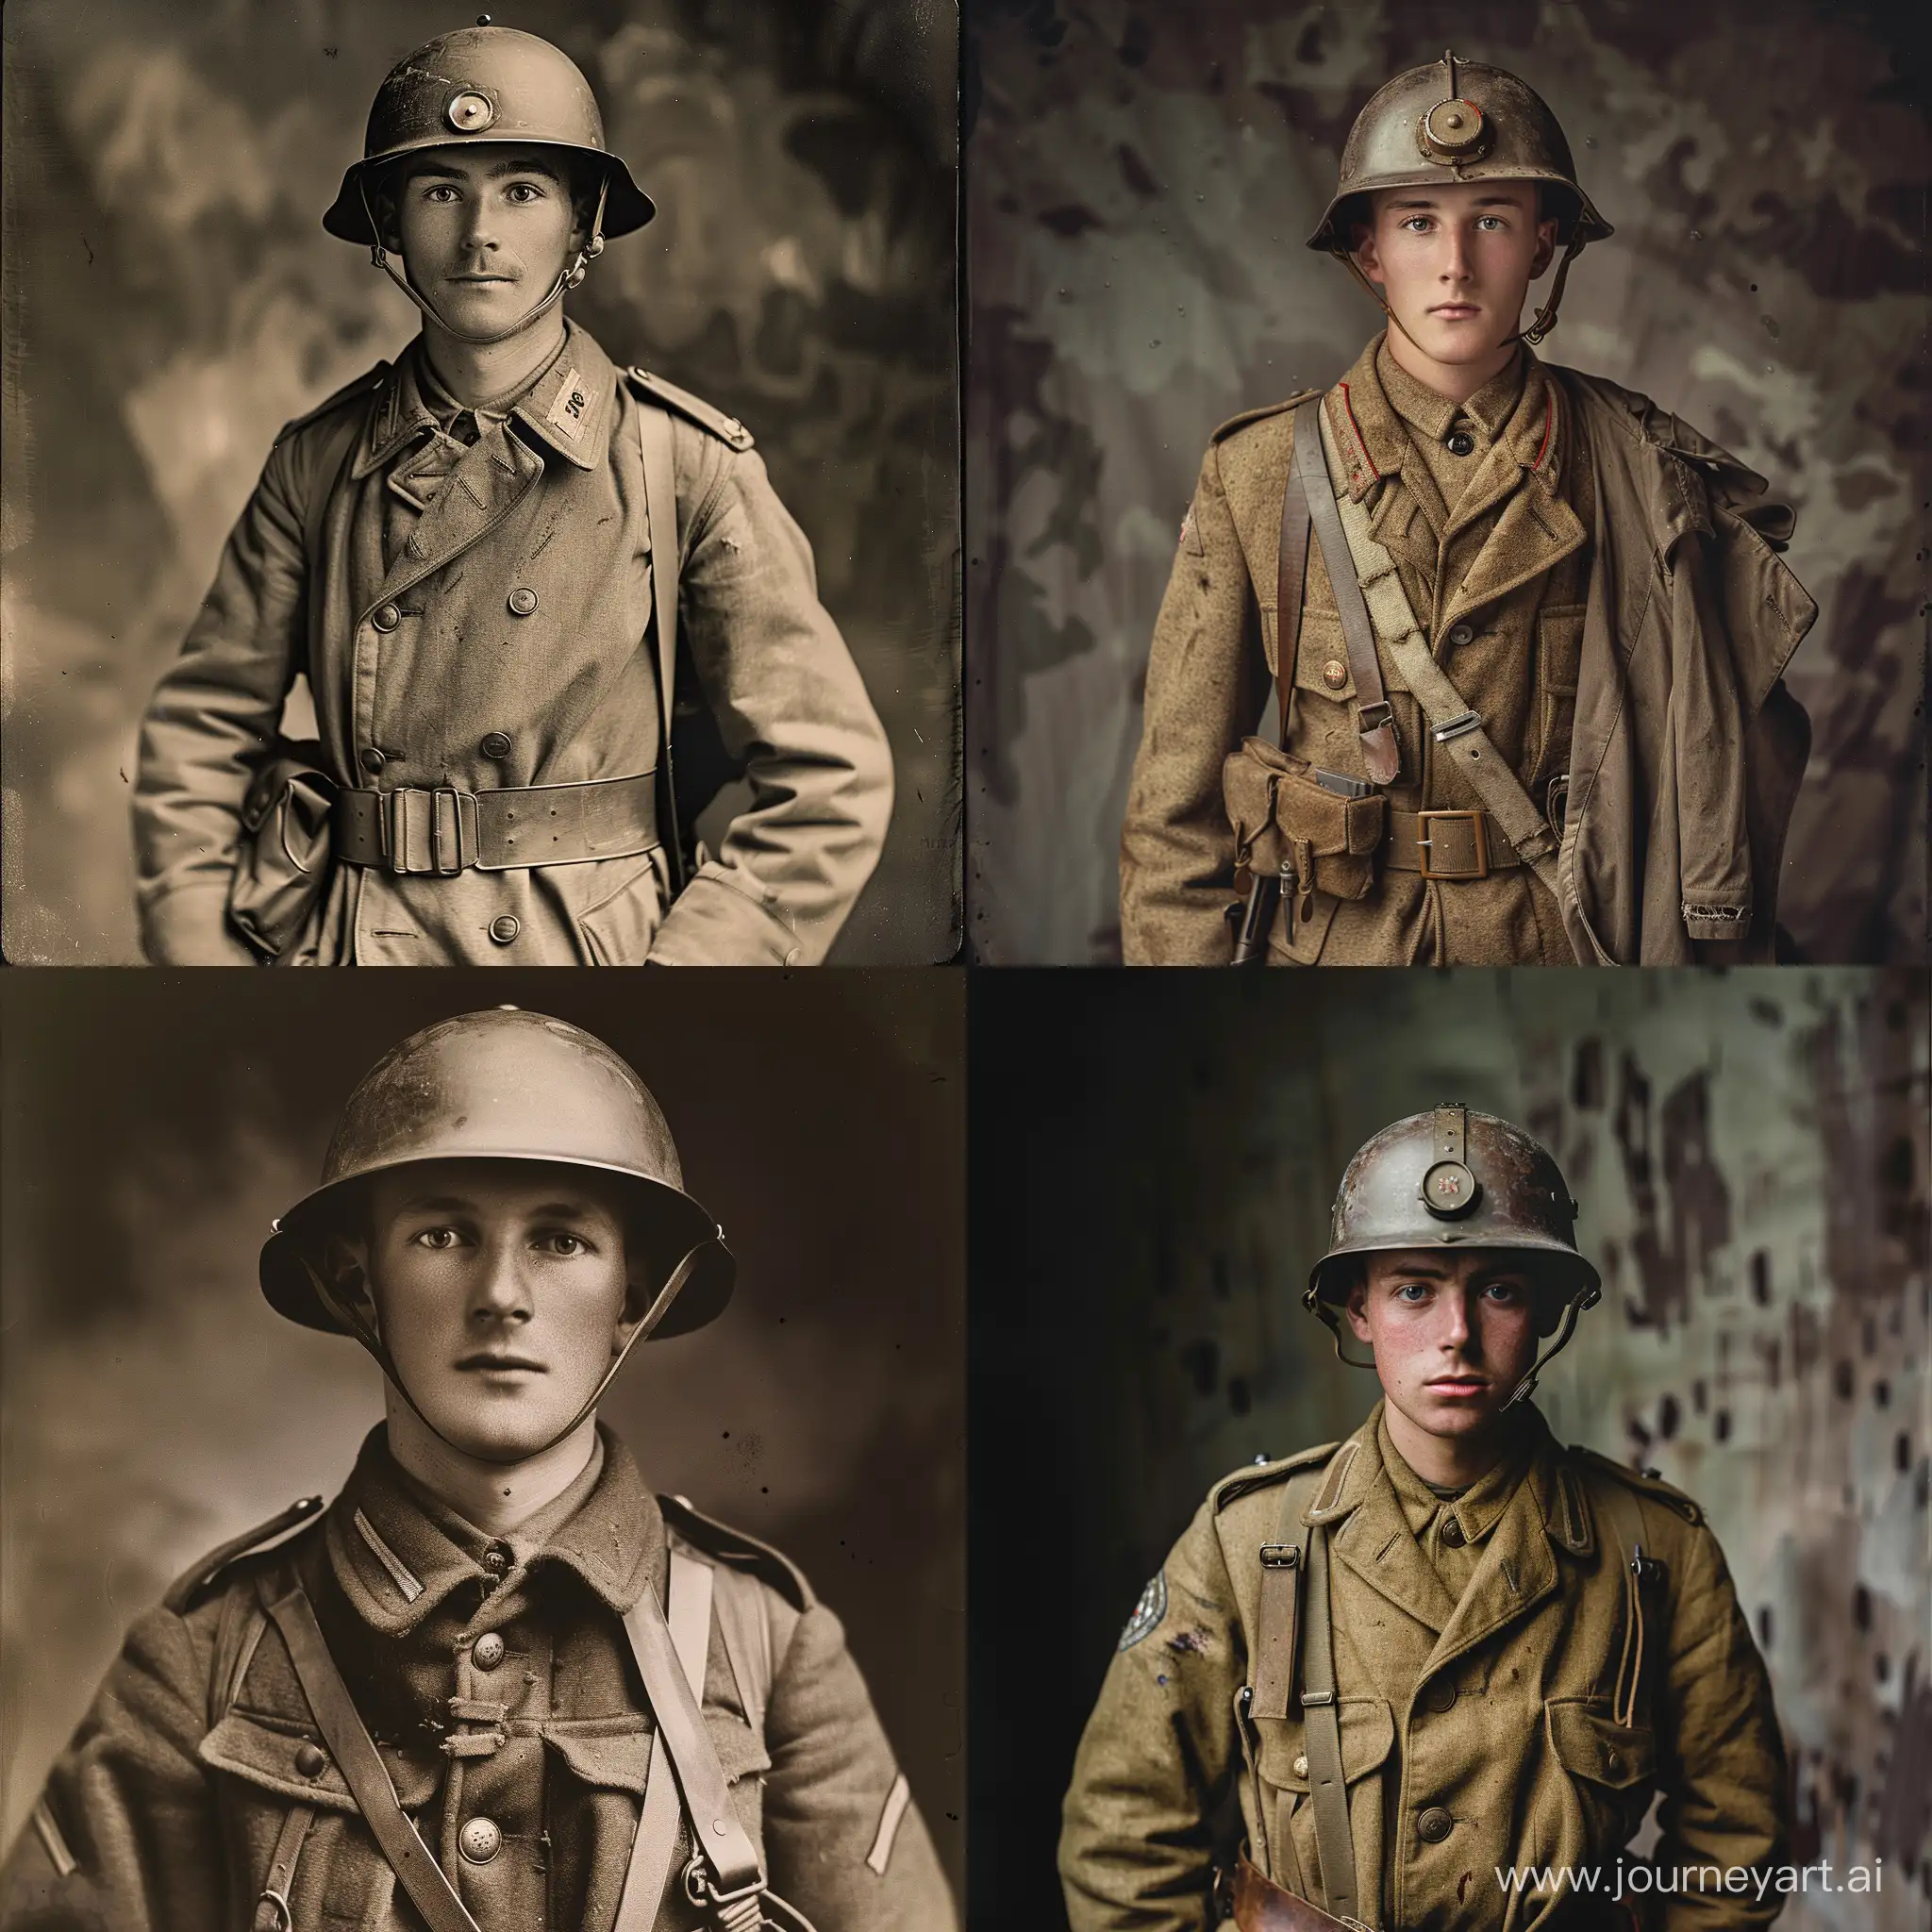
left=476, top=13, right=491, bottom=24
left=1417, top=96, right=1491, bottom=165
left=447, top=90, right=496, bottom=135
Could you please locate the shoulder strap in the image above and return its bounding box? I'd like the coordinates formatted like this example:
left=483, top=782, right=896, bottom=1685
left=627, top=367, right=755, bottom=451
left=1300, top=1524, right=1358, bottom=1925
left=164, top=1495, right=325, bottom=1613
left=1292, top=399, right=1400, bottom=784
left=636, top=399, right=690, bottom=895
left=1309, top=401, right=1563, bottom=893
left=1248, top=1465, right=1326, bottom=1722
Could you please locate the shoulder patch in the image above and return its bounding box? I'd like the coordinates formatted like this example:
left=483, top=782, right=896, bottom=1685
left=659, top=1493, right=812, bottom=1610
left=162, top=1494, right=326, bottom=1613
left=1117, top=1571, right=1168, bottom=1650
left=1210, top=1441, right=1340, bottom=1514
left=1568, top=1446, right=1704, bottom=1525
left=272, top=362, right=390, bottom=448
left=1209, top=386, right=1324, bottom=445
left=625, top=369, right=755, bottom=451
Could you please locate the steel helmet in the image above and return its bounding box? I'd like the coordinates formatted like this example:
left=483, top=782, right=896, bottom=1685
left=261, top=1008, right=732, bottom=1341
left=1308, top=51, right=1612, bottom=346
left=322, top=26, right=654, bottom=246
left=1305, top=1103, right=1600, bottom=1407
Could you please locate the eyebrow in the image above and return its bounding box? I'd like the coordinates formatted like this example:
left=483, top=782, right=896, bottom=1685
left=407, top=155, right=568, bottom=184
left=392, top=1195, right=605, bottom=1217
left=1385, top=194, right=1527, bottom=210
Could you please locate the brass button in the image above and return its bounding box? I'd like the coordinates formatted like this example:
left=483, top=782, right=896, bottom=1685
left=481, top=731, right=513, bottom=759
left=359, top=747, right=387, bottom=774
left=1446, top=430, right=1475, bottom=457
left=473, top=1631, right=507, bottom=1671
left=488, top=914, right=521, bottom=945
left=1291, top=1753, right=1308, bottom=1778
left=1440, top=1516, right=1465, bottom=1547
left=508, top=587, right=539, bottom=617
left=458, top=1816, right=502, bottom=1864
left=1418, top=1806, right=1455, bottom=1843
left=482, top=1541, right=513, bottom=1575
left=1322, top=659, right=1348, bottom=691
left=1606, top=1749, right=1624, bottom=1776
left=1446, top=622, right=1475, bottom=649
left=373, top=602, right=401, bottom=631
left=293, top=1742, right=327, bottom=1778
left=1424, top=1677, right=1457, bottom=1713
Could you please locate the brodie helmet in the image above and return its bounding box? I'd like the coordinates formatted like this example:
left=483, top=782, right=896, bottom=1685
left=323, top=25, right=655, bottom=344
left=261, top=1008, right=731, bottom=1457
left=1308, top=51, right=1613, bottom=348
left=1305, top=1103, right=1601, bottom=1407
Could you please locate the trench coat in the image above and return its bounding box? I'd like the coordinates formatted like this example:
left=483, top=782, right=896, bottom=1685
left=0, top=1426, right=955, bottom=1931
left=1060, top=1400, right=1789, bottom=1931
left=1120, top=342, right=1815, bottom=965
left=134, top=324, right=892, bottom=966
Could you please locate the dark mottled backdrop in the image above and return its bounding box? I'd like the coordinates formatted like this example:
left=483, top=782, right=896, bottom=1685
left=972, top=969, right=1929, bottom=1930
left=0, top=971, right=965, bottom=1898
left=2, top=0, right=959, bottom=962
left=964, top=0, right=1929, bottom=963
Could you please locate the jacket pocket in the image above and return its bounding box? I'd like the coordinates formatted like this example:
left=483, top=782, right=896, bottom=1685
left=1545, top=1696, right=1657, bottom=1867
left=575, top=854, right=668, bottom=965
left=1535, top=605, right=1587, bottom=785
left=1224, top=738, right=1386, bottom=906
left=1255, top=1700, right=1393, bottom=1914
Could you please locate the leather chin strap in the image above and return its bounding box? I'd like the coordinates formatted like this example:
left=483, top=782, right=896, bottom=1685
left=358, top=173, right=608, bottom=348
left=1331, top=226, right=1582, bottom=353
left=301, top=1232, right=710, bottom=1465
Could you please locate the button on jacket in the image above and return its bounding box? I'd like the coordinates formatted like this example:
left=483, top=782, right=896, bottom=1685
left=1060, top=1400, right=1788, bottom=1931
left=134, top=323, right=893, bottom=966
left=2, top=1427, right=954, bottom=1932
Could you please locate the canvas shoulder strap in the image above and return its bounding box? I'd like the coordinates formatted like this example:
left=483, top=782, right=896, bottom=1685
left=636, top=399, right=690, bottom=894
left=1299, top=1523, right=1357, bottom=1925
left=1307, top=402, right=1562, bottom=896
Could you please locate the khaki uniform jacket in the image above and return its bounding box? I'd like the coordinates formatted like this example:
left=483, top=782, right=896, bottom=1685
left=1120, top=335, right=1815, bottom=966
left=1060, top=1401, right=1789, bottom=1931
left=134, top=323, right=892, bottom=967
left=1, top=1427, right=954, bottom=1932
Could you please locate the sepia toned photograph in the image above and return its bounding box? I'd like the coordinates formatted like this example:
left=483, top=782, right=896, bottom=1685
left=3, top=0, right=959, bottom=966
left=965, top=0, right=1927, bottom=966
left=1, top=970, right=964, bottom=1927
left=972, top=968, right=1930, bottom=1930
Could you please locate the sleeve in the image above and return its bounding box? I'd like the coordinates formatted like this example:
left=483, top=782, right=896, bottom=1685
left=759, top=1600, right=957, bottom=1932
left=1650, top=1520, right=1790, bottom=1930
left=1118, top=441, right=1268, bottom=965
left=1058, top=1501, right=1242, bottom=1932
left=645, top=434, right=894, bottom=966
left=0, top=1605, right=222, bottom=1932
left=132, top=436, right=310, bottom=965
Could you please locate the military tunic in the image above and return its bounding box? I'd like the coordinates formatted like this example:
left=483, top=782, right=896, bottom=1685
left=135, top=322, right=893, bottom=967
left=1, top=1427, right=955, bottom=1932
left=1060, top=1400, right=1789, bottom=1931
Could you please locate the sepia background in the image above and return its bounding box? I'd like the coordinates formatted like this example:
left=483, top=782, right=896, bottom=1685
left=2, top=0, right=959, bottom=963
left=972, top=968, right=1930, bottom=1930
left=0, top=971, right=966, bottom=1898
left=965, top=0, right=1929, bottom=964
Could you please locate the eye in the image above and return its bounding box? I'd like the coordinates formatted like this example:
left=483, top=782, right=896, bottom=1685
left=411, top=1226, right=463, bottom=1251
left=1402, top=216, right=1432, bottom=233
left=1476, top=214, right=1507, bottom=230
left=1483, top=1279, right=1527, bottom=1303
left=535, top=1230, right=593, bottom=1257
left=423, top=184, right=460, bottom=204
left=1395, top=1282, right=1431, bottom=1303
left=504, top=181, right=545, bottom=204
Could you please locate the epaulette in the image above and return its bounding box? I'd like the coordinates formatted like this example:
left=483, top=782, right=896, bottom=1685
left=1568, top=1446, right=1704, bottom=1525
left=1210, top=1441, right=1340, bottom=1513
left=659, top=1493, right=813, bottom=1610
left=625, top=369, right=755, bottom=452
left=272, top=362, right=390, bottom=447
left=161, top=1494, right=326, bottom=1613
left=1209, top=387, right=1324, bottom=445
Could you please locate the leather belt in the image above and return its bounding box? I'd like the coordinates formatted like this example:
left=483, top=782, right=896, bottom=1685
left=333, top=774, right=658, bottom=874
left=1385, top=807, right=1524, bottom=880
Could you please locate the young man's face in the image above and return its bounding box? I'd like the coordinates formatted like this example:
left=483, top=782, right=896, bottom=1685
left=383, top=145, right=585, bottom=340
left=1345, top=1248, right=1544, bottom=1446
left=354, top=1159, right=639, bottom=1462
left=1351, top=180, right=1557, bottom=370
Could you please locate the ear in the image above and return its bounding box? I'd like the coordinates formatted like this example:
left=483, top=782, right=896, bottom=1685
left=1529, top=215, right=1559, bottom=281
left=322, top=1230, right=382, bottom=1338
left=1351, top=221, right=1385, bottom=289
left=1343, top=1278, right=1374, bottom=1346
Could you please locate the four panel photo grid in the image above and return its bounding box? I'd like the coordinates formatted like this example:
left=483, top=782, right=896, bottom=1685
left=1, top=5, right=1926, bottom=1931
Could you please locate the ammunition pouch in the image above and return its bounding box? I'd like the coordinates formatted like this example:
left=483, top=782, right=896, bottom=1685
left=226, top=739, right=337, bottom=963
left=1224, top=738, right=1385, bottom=905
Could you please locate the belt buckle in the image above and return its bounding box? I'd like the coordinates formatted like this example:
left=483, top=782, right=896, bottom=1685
left=1416, top=808, right=1490, bottom=881
left=383, top=788, right=477, bottom=874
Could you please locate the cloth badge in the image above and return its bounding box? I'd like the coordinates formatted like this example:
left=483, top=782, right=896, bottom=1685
left=1117, top=1571, right=1167, bottom=1650
left=545, top=366, right=591, bottom=443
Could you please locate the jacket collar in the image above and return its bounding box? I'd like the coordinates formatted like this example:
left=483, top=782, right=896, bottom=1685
left=324, top=1423, right=664, bottom=1637
left=352, top=323, right=613, bottom=480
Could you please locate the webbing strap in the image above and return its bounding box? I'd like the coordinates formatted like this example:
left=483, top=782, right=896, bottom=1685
left=1300, top=1527, right=1357, bottom=1925
left=1249, top=1477, right=1312, bottom=1723
left=253, top=1802, right=315, bottom=1932
left=614, top=1549, right=717, bottom=1931
left=1293, top=400, right=1401, bottom=785
left=1274, top=442, right=1312, bottom=748
left=1597, top=1482, right=1653, bottom=1731
left=1313, top=405, right=1563, bottom=897
left=637, top=400, right=689, bottom=894
left=261, top=1586, right=481, bottom=1932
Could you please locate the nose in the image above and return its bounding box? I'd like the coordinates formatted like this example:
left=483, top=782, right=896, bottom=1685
left=1441, top=225, right=1473, bottom=283
left=470, top=1237, right=533, bottom=1324
left=459, top=197, right=500, bottom=255
left=1439, top=1287, right=1474, bottom=1353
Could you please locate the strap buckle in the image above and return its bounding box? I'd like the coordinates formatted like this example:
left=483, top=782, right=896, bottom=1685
left=1258, top=1542, right=1301, bottom=1569
left=682, top=1852, right=768, bottom=1931
left=382, top=787, right=480, bottom=874
left=1416, top=808, right=1491, bottom=881
left=1430, top=709, right=1481, bottom=744
left=253, top=1891, right=293, bottom=1932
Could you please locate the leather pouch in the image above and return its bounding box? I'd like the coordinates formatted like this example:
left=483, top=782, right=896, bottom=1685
left=227, top=739, right=337, bottom=962
left=1224, top=737, right=1385, bottom=903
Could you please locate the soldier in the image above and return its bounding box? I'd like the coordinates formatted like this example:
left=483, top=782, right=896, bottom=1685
left=1060, top=1106, right=1789, bottom=1930
left=1, top=1008, right=955, bottom=1932
left=135, top=25, right=892, bottom=967
left=1120, top=53, right=1815, bottom=967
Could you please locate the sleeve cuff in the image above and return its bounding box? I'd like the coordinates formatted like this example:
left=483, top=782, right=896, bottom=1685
left=646, top=871, right=805, bottom=966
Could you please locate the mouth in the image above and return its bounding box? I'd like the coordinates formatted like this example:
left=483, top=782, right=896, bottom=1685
left=448, top=273, right=519, bottom=286
left=456, top=1353, right=546, bottom=1374
left=1425, top=1374, right=1489, bottom=1396
left=1428, top=302, right=1480, bottom=319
